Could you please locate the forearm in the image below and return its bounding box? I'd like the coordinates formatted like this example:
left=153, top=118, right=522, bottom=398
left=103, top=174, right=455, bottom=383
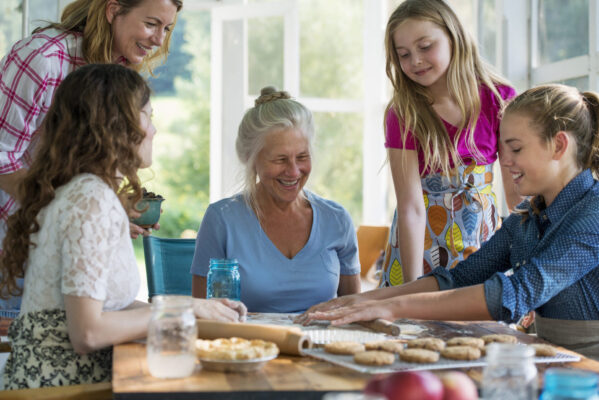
left=65, top=296, right=152, bottom=354
left=391, top=284, right=492, bottom=321
left=396, top=205, right=426, bottom=282
left=0, top=169, right=27, bottom=199
left=360, top=275, right=440, bottom=301
left=126, top=300, right=150, bottom=309
left=337, top=274, right=361, bottom=296
left=192, top=275, right=207, bottom=298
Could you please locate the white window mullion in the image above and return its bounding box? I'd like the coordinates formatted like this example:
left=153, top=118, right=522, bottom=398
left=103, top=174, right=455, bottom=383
left=531, top=55, right=590, bottom=85
left=21, top=0, right=30, bottom=38
left=362, top=0, right=387, bottom=225
left=590, top=0, right=598, bottom=91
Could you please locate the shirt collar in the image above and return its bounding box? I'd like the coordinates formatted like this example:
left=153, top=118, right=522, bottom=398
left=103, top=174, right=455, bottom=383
left=528, top=169, right=594, bottom=223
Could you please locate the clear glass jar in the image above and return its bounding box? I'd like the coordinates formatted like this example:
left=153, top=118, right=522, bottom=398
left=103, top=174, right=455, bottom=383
left=147, top=295, right=197, bottom=379
left=482, top=343, right=538, bottom=400
left=207, top=258, right=241, bottom=301
left=540, top=368, right=599, bottom=400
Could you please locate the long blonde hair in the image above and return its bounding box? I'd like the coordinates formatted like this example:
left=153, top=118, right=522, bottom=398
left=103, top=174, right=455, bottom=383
left=37, top=0, right=183, bottom=75
left=385, top=0, right=510, bottom=177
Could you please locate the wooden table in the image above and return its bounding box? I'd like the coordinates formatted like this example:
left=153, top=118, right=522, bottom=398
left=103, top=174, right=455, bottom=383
left=112, top=319, right=599, bottom=399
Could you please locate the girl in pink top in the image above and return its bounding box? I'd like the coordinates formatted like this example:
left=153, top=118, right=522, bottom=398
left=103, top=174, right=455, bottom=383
left=379, top=0, right=520, bottom=287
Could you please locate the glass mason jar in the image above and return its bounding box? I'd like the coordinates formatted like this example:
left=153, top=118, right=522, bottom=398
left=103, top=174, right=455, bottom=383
left=207, top=258, right=241, bottom=301
left=147, top=295, right=197, bottom=379
left=482, top=343, right=538, bottom=400
left=540, top=368, right=599, bottom=400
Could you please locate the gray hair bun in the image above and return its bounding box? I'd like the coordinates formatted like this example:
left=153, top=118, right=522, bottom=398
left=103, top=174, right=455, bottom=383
left=255, top=86, right=292, bottom=106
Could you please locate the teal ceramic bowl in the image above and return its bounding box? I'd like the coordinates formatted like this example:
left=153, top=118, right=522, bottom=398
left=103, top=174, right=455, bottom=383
left=131, top=197, right=165, bottom=228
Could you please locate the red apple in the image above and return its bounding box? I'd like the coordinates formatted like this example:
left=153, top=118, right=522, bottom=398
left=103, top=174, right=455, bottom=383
left=364, top=371, right=444, bottom=400
left=440, top=371, right=478, bottom=400
left=364, top=374, right=387, bottom=396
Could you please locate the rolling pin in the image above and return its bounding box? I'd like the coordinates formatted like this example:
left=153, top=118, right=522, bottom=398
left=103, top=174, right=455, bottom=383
left=356, top=318, right=401, bottom=336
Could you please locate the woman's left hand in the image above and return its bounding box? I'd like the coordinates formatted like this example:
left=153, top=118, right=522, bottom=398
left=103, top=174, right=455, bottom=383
left=193, top=298, right=247, bottom=322
left=128, top=209, right=160, bottom=239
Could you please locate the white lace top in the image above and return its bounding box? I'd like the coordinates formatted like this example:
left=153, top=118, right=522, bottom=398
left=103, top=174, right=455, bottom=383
left=21, top=174, right=139, bottom=313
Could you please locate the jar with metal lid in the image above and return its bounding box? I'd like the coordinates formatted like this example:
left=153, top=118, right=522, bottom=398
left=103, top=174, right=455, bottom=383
left=207, top=258, right=241, bottom=301
left=147, top=295, right=197, bottom=379
left=482, top=343, right=538, bottom=400
left=540, top=367, right=599, bottom=400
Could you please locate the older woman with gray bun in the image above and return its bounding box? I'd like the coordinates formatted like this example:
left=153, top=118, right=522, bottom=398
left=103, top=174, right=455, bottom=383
left=190, top=86, right=361, bottom=313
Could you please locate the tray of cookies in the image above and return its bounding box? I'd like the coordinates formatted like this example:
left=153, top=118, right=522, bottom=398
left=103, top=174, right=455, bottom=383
left=301, top=334, right=580, bottom=374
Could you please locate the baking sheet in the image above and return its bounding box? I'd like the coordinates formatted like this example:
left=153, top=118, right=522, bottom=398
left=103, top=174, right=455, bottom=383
left=302, top=347, right=580, bottom=374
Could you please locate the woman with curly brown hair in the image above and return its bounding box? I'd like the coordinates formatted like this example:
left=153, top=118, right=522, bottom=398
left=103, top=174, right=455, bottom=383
left=0, top=64, right=246, bottom=390
left=0, top=0, right=184, bottom=318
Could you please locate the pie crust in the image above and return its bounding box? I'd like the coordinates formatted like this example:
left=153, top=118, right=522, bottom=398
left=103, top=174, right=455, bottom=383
left=195, top=337, right=279, bottom=361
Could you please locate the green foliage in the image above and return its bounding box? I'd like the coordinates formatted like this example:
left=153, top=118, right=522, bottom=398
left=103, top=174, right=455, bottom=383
left=538, top=0, right=589, bottom=63
left=309, top=112, right=363, bottom=222
left=249, top=16, right=284, bottom=94
left=299, top=0, right=363, bottom=99
left=0, top=0, right=23, bottom=58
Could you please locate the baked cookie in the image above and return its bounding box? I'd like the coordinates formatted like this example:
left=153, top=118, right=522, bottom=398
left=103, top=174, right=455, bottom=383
left=364, top=340, right=404, bottom=353
left=530, top=343, right=557, bottom=357
left=399, top=348, right=440, bottom=363
left=481, top=334, right=518, bottom=344
left=407, top=338, right=446, bottom=352
left=446, top=336, right=485, bottom=349
left=324, top=341, right=366, bottom=355
left=354, top=350, right=395, bottom=366
left=441, top=345, right=481, bottom=360
left=196, top=337, right=279, bottom=360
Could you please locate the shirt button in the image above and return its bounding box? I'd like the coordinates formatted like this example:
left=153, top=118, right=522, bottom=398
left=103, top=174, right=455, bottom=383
left=537, top=234, right=540, bottom=239
left=522, top=260, right=527, bottom=265
left=543, top=215, right=548, bottom=220
left=516, top=262, right=520, bottom=267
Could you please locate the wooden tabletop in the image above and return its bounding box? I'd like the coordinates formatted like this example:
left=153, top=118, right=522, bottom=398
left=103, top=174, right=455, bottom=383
left=112, top=318, right=599, bottom=399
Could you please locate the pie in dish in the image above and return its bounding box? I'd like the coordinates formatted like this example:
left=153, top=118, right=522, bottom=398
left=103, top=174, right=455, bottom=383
left=195, top=337, right=279, bottom=361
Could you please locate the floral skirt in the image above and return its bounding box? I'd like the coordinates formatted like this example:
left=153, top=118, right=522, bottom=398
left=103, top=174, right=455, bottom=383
left=3, top=309, right=112, bottom=390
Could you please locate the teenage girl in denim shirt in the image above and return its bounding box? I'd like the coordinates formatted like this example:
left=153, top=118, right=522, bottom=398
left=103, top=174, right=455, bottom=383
left=299, top=84, right=599, bottom=359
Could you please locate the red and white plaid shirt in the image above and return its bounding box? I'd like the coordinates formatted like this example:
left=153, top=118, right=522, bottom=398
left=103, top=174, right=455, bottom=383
left=0, top=29, right=85, bottom=244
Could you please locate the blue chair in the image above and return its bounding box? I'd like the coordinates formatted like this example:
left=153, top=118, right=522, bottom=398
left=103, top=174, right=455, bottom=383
left=142, top=236, right=196, bottom=301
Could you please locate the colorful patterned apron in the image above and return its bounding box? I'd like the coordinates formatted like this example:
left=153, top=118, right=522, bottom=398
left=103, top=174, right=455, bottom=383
left=380, top=162, right=500, bottom=287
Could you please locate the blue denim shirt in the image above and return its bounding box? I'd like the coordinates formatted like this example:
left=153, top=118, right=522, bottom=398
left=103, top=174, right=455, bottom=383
left=431, top=169, right=599, bottom=323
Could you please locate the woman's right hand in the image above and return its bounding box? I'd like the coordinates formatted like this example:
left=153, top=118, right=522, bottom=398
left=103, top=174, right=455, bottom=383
left=192, top=298, right=247, bottom=322
left=294, top=293, right=366, bottom=325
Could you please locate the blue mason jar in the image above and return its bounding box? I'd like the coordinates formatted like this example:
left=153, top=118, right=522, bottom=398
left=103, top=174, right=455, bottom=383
left=540, top=368, right=599, bottom=400
left=206, top=258, right=241, bottom=301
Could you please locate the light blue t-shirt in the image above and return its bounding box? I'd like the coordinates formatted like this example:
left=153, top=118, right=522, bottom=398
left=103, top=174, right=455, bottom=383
left=190, top=190, right=360, bottom=313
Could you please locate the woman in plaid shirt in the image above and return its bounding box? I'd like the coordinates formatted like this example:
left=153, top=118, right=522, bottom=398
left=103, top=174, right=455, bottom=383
left=0, top=0, right=183, bottom=316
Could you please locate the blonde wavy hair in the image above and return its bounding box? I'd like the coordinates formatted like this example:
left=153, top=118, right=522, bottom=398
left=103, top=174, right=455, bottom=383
left=0, top=64, right=151, bottom=299
left=385, top=0, right=510, bottom=177
left=38, top=0, right=183, bottom=75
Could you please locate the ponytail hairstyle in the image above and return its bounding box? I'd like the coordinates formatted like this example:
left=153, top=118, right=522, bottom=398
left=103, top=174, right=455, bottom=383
left=384, top=0, right=510, bottom=177
left=0, top=63, right=151, bottom=299
left=37, top=0, right=183, bottom=75
left=504, top=84, right=599, bottom=215
left=236, top=86, right=314, bottom=218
